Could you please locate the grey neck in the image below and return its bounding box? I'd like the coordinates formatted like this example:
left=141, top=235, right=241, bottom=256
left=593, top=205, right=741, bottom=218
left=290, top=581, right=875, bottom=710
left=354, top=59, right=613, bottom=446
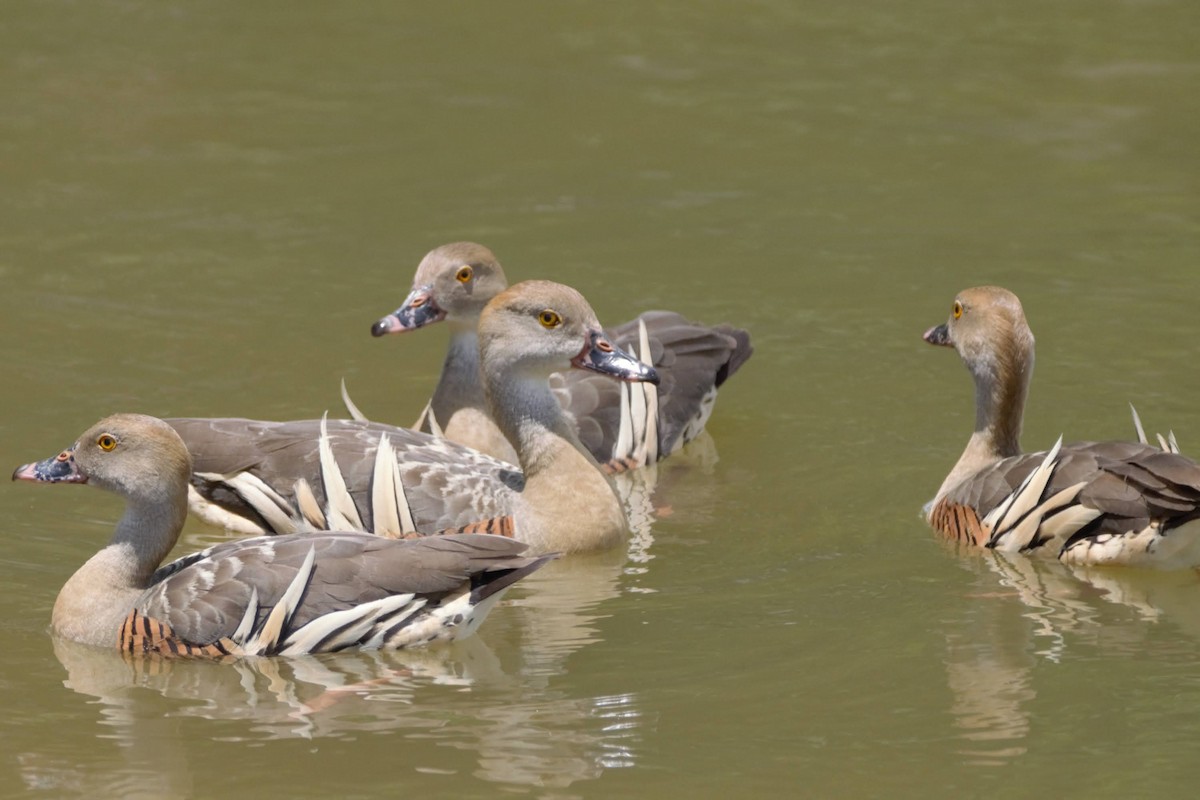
left=967, top=347, right=1031, bottom=461
left=430, top=325, right=486, bottom=423
left=484, top=363, right=591, bottom=477
left=109, top=492, right=188, bottom=588
left=935, top=346, right=1033, bottom=503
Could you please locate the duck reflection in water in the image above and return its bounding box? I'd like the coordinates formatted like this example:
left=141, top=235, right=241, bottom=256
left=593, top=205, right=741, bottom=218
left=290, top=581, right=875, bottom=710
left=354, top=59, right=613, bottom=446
left=45, top=550, right=656, bottom=790
left=941, top=542, right=1200, bottom=767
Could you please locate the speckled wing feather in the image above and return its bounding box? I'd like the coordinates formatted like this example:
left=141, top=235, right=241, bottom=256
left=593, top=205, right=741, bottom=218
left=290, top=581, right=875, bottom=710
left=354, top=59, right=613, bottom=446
left=136, top=533, right=543, bottom=649
left=940, top=441, right=1200, bottom=554
left=167, top=417, right=520, bottom=533
left=555, top=311, right=753, bottom=462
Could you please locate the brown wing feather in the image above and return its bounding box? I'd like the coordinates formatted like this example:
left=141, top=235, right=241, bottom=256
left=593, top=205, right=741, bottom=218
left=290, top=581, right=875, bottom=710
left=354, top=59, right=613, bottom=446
left=943, top=441, right=1200, bottom=548
left=136, top=532, right=537, bottom=646
left=561, top=311, right=752, bottom=461
left=167, top=417, right=516, bottom=533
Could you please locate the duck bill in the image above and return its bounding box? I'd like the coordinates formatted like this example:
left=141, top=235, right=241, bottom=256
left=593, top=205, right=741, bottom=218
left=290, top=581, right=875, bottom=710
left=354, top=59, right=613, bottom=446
left=370, top=286, right=446, bottom=336
left=923, top=323, right=953, bottom=347
left=12, top=448, right=87, bottom=484
left=572, top=330, right=661, bottom=385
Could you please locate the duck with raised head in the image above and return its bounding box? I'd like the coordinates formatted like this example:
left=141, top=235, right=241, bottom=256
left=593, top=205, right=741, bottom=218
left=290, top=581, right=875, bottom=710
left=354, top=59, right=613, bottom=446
left=923, top=285, right=1200, bottom=568
left=368, top=242, right=753, bottom=466
left=169, top=280, right=659, bottom=552
left=12, top=414, right=554, bottom=656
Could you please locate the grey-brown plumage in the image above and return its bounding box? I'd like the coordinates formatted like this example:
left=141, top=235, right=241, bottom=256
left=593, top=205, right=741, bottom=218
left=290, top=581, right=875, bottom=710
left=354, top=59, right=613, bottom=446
left=169, top=416, right=518, bottom=534
left=925, top=286, right=1200, bottom=567
left=140, top=532, right=547, bottom=650
left=562, top=311, right=753, bottom=462
left=172, top=280, right=660, bottom=553
left=371, top=242, right=753, bottom=465
left=12, top=414, right=553, bottom=655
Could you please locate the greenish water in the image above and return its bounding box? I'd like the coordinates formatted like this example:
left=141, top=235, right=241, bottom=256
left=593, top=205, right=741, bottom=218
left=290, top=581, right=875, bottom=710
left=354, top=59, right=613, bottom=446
left=3, top=1, right=1199, bottom=797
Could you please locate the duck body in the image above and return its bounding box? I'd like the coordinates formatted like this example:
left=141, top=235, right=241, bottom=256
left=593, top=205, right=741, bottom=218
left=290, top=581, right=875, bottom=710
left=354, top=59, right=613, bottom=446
left=14, top=414, right=552, bottom=656
left=371, top=242, right=752, bottom=466
left=925, top=286, right=1200, bottom=569
left=929, top=438, right=1200, bottom=567
left=168, top=416, right=520, bottom=536
left=172, top=280, right=660, bottom=554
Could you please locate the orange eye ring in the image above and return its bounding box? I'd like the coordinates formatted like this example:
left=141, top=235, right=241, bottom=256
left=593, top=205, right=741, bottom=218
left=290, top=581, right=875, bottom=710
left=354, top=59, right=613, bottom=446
left=952, top=301, right=963, bottom=320
left=97, top=434, right=117, bottom=452
left=455, top=265, right=474, bottom=283
left=538, top=309, right=562, bottom=328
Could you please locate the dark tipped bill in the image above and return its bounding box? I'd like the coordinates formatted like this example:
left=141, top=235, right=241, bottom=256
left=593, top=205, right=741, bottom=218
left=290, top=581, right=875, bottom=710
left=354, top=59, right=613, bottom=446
left=371, top=285, right=446, bottom=336
left=923, top=323, right=953, bottom=347
left=12, top=448, right=86, bottom=484
left=572, top=330, right=660, bottom=385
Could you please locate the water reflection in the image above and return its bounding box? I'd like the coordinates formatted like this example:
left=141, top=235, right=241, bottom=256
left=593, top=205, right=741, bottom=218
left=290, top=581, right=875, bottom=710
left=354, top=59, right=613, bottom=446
left=45, top=553, right=645, bottom=789
left=942, top=549, right=1200, bottom=766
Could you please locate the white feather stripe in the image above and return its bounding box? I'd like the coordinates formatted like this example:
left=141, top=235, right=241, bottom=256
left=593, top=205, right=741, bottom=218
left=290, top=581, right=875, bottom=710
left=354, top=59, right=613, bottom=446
left=185, top=485, right=267, bottom=536
left=983, top=436, right=1065, bottom=531
left=392, top=448, right=415, bottom=533
left=628, top=354, right=648, bottom=463
left=1169, top=431, right=1180, bottom=454
left=615, top=381, right=633, bottom=461
left=426, top=406, right=445, bottom=439
left=340, top=378, right=369, bottom=422
left=364, top=597, right=429, bottom=649
left=293, top=479, right=326, bottom=529
left=990, top=480, right=1090, bottom=551
left=221, top=473, right=298, bottom=535
left=381, top=595, right=476, bottom=648
left=1131, top=403, right=1148, bottom=445
left=638, top=318, right=659, bottom=465
left=411, top=400, right=430, bottom=432
left=319, top=413, right=365, bottom=531
left=1037, top=504, right=1103, bottom=551
left=371, top=432, right=402, bottom=537
left=231, top=471, right=294, bottom=512
left=279, top=593, right=419, bottom=655
left=243, top=546, right=317, bottom=654
left=1157, top=433, right=1171, bottom=452
left=231, top=587, right=261, bottom=643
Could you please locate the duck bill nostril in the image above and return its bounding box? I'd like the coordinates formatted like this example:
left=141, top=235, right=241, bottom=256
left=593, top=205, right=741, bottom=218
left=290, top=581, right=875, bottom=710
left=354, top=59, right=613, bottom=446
left=572, top=331, right=660, bottom=384
left=372, top=287, right=446, bottom=336
left=12, top=449, right=86, bottom=484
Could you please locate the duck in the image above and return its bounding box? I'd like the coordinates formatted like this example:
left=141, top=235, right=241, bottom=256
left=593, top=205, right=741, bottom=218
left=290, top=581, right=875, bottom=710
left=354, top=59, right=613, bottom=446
left=11, top=413, right=554, bottom=657
left=169, top=280, right=660, bottom=553
left=368, top=242, right=753, bottom=466
left=923, top=285, right=1200, bottom=567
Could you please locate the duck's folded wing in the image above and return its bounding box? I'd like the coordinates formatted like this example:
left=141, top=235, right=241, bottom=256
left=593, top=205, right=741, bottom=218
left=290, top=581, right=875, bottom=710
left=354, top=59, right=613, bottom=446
left=166, top=417, right=517, bottom=533
left=555, top=311, right=753, bottom=462
left=945, top=442, right=1200, bottom=552
left=138, top=533, right=547, bottom=650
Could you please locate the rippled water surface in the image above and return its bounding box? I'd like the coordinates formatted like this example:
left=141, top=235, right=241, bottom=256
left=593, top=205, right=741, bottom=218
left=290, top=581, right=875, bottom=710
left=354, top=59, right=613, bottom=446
left=3, top=1, right=1200, bottom=797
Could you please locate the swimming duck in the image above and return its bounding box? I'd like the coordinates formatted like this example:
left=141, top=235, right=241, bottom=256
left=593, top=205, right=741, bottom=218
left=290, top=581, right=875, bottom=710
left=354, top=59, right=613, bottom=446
left=369, top=242, right=752, bottom=466
left=170, top=280, right=659, bottom=553
left=924, top=285, right=1200, bottom=567
left=12, top=413, right=553, bottom=656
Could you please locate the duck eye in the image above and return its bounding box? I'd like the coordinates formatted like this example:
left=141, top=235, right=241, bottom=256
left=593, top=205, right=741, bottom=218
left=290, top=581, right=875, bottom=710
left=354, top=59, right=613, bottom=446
left=952, top=301, right=963, bottom=320
left=538, top=309, right=562, bottom=328
left=455, top=265, right=473, bottom=283
left=97, top=434, right=117, bottom=452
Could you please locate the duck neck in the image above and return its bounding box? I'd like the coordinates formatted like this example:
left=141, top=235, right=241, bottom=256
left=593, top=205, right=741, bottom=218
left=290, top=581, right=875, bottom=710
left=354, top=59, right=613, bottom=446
left=486, top=366, right=590, bottom=476
left=52, top=486, right=187, bottom=647
left=430, top=324, right=487, bottom=422
left=484, top=363, right=627, bottom=552
left=937, top=343, right=1034, bottom=503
